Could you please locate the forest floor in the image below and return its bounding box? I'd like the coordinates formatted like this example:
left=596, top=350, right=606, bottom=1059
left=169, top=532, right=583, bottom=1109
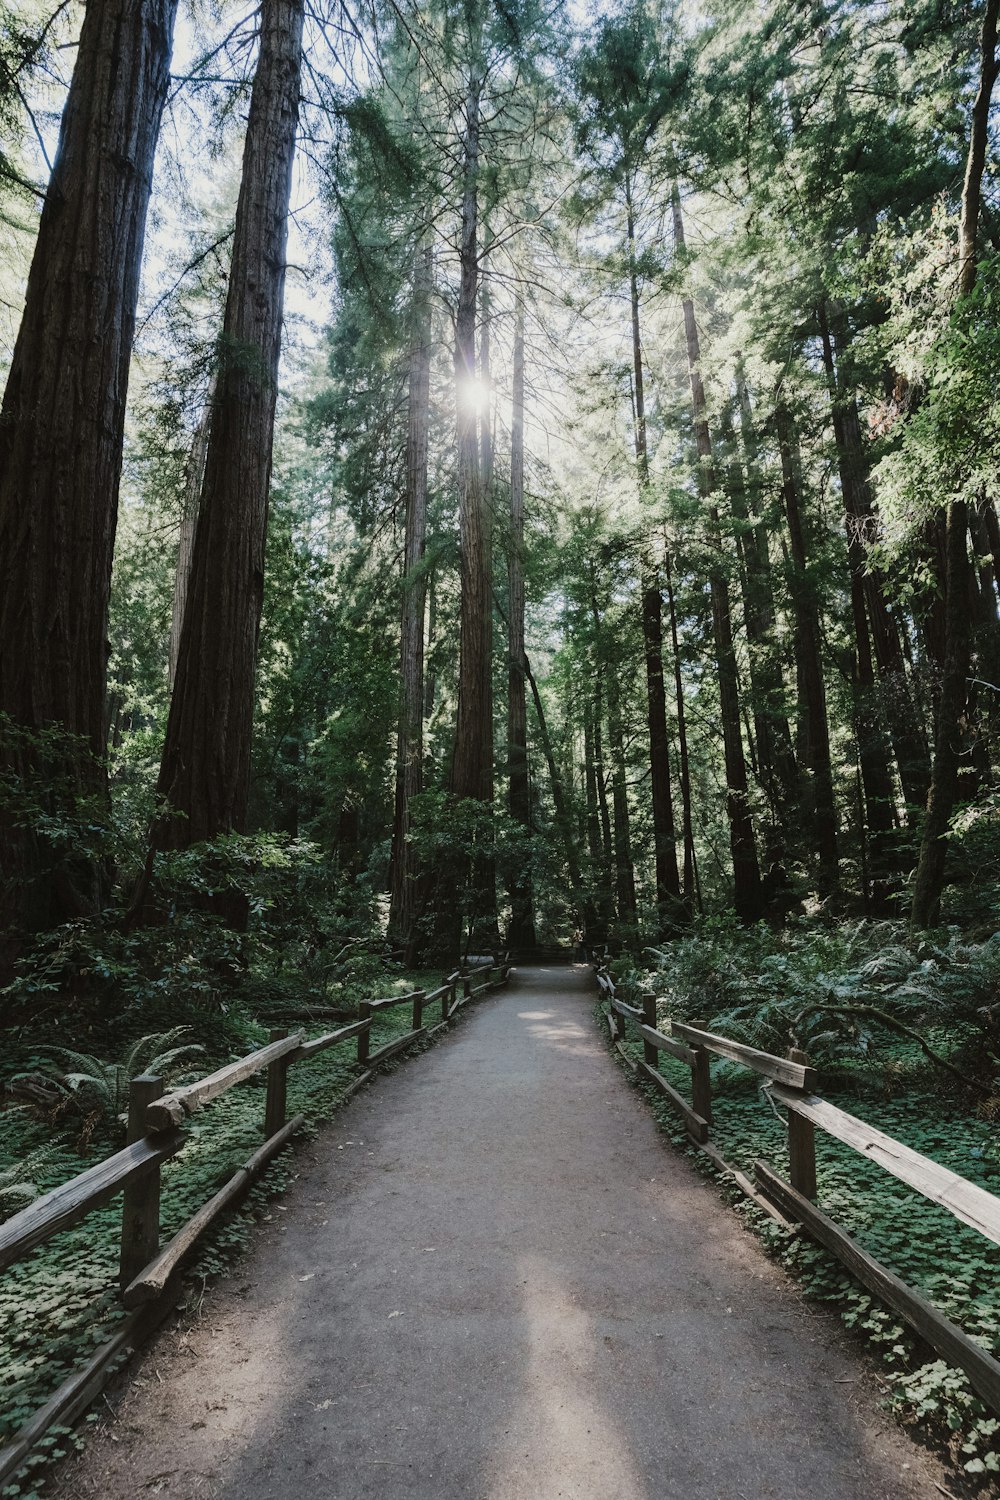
left=47, top=965, right=949, bottom=1500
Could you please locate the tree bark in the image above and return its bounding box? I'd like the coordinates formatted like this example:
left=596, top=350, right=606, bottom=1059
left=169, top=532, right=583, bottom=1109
left=912, top=0, right=997, bottom=924
left=663, top=547, right=697, bottom=911
left=0, top=0, right=178, bottom=964
left=506, top=295, right=536, bottom=952
left=607, top=669, right=638, bottom=940
left=169, top=379, right=216, bottom=689
left=819, top=305, right=930, bottom=819
left=388, top=241, right=433, bottom=959
left=959, top=0, right=1000, bottom=298
left=672, top=182, right=763, bottom=921
left=721, top=400, right=797, bottom=817
left=583, top=690, right=614, bottom=941
left=775, top=403, right=838, bottom=889
left=625, top=165, right=681, bottom=929
left=451, top=71, right=491, bottom=807
left=150, top=0, right=303, bottom=860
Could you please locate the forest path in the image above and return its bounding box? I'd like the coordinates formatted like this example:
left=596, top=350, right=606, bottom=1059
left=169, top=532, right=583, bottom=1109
left=56, top=965, right=946, bottom=1500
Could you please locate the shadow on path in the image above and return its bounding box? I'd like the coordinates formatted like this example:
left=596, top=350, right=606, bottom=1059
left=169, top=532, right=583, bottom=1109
left=55, top=966, right=945, bottom=1499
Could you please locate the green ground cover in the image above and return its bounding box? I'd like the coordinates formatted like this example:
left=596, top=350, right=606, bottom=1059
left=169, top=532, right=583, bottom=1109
left=0, top=967, right=449, bottom=1498
left=604, top=919, right=1000, bottom=1482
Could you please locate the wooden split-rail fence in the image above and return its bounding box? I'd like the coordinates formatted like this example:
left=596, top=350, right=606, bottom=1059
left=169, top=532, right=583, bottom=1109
left=0, top=957, right=510, bottom=1486
left=596, top=963, right=1000, bottom=1418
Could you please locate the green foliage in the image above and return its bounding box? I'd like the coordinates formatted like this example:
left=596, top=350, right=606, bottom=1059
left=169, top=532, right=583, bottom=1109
left=34, top=1028, right=204, bottom=1135
left=626, top=917, right=1000, bottom=1088
left=607, top=998, right=1000, bottom=1479
left=0, top=971, right=438, bottom=1487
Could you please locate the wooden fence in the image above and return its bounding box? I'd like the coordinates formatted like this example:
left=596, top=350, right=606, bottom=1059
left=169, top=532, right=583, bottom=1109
left=0, top=956, right=510, bottom=1485
left=596, top=963, right=1000, bottom=1416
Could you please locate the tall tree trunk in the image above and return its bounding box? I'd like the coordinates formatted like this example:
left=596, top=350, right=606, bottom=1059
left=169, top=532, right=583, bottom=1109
left=447, top=69, right=496, bottom=950
left=721, top=401, right=797, bottom=817
left=0, top=0, right=178, bottom=965
left=521, top=651, right=591, bottom=928
left=663, top=547, right=696, bottom=909
left=506, top=294, right=535, bottom=952
left=816, top=313, right=899, bottom=904
left=592, top=678, right=615, bottom=893
left=672, top=181, right=763, bottom=921
left=388, top=241, right=433, bottom=959
left=625, top=165, right=681, bottom=930
left=607, top=670, right=638, bottom=941
left=169, top=379, right=216, bottom=689
left=819, top=305, right=930, bottom=819
left=452, top=72, right=490, bottom=806
left=775, top=403, right=838, bottom=889
left=583, top=691, right=614, bottom=941
left=912, top=0, right=997, bottom=924
left=148, top=0, right=303, bottom=863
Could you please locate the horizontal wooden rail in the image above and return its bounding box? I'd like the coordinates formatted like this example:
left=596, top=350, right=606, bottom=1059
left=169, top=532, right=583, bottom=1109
left=124, top=1115, right=305, bottom=1307
left=0, top=1131, right=184, bottom=1273
left=367, top=1027, right=427, bottom=1067
left=672, top=1023, right=814, bottom=1089
left=0, top=959, right=515, bottom=1484
left=637, top=1023, right=696, bottom=1065
left=756, top=1162, right=1000, bottom=1413
left=610, top=995, right=644, bottom=1021
left=294, top=1017, right=370, bottom=1061
left=146, top=1032, right=305, bottom=1131
left=368, top=990, right=422, bottom=1013
left=770, top=1086, right=1000, bottom=1248
left=637, top=1061, right=709, bottom=1143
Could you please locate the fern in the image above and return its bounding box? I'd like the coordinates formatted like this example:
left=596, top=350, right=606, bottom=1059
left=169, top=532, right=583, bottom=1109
left=43, top=1027, right=204, bottom=1130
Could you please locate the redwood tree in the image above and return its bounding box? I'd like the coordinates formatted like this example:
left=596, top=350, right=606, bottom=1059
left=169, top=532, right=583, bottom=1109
left=149, top=0, right=304, bottom=862
left=388, top=243, right=433, bottom=958
left=0, top=0, right=179, bottom=964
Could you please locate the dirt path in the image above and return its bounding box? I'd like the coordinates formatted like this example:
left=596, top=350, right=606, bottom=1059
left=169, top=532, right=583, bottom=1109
left=55, top=965, right=948, bottom=1499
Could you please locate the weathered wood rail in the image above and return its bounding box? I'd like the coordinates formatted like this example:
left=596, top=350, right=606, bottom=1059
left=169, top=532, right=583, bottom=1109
left=596, top=962, right=1000, bottom=1416
left=0, top=955, right=510, bottom=1486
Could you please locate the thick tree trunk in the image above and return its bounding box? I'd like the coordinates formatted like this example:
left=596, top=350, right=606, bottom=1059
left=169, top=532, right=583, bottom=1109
left=912, top=0, right=997, bottom=924
left=672, top=182, right=763, bottom=921
left=0, top=0, right=178, bottom=964
left=775, top=403, right=838, bottom=889
left=625, top=167, right=680, bottom=929
left=150, top=0, right=303, bottom=860
left=169, top=379, right=215, bottom=689
left=388, top=242, right=433, bottom=959
left=506, top=295, right=536, bottom=952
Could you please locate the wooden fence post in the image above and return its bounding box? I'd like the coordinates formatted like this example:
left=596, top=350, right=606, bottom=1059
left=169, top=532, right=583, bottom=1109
left=412, top=989, right=425, bottom=1030
left=641, top=992, right=658, bottom=1067
left=264, top=1029, right=290, bottom=1138
left=689, top=1019, right=713, bottom=1128
left=357, top=1002, right=371, bottom=1064
left=442, top=978, right=451, bottom=1025
left=463, top=971, right=472, bottom=1000
left=119, top=1074, right=163, bottom=1289
left=787, top=1047, right=816, bottom=1199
